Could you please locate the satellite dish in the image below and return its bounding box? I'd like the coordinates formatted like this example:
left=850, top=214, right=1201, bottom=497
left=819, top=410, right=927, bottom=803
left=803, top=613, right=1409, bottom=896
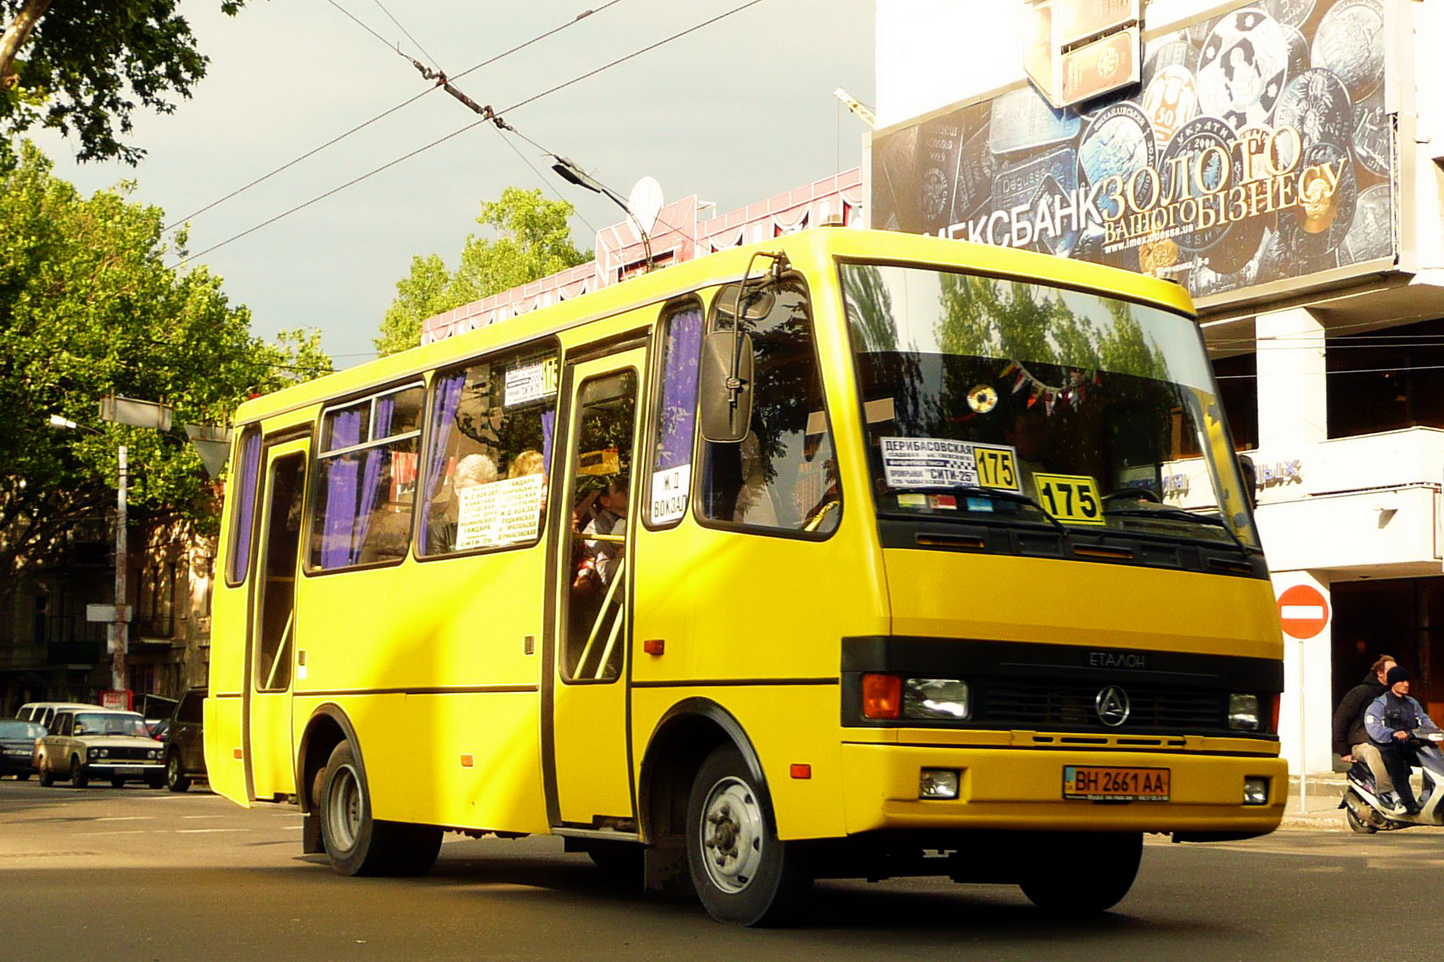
left=627, top=176, right=664, bottom=237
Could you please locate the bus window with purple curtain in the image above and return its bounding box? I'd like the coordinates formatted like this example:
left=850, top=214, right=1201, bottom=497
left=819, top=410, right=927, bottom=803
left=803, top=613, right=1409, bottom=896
left=309, top=383, right=424, bottom=570
left=225, top=427, right=263, bottom=585
left=647, top=301, right=702, bottom=527
left=420, top=342, right=559, bottom=557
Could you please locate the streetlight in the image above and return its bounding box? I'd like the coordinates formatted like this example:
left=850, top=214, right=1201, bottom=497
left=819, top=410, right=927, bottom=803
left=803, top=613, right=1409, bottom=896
left=549, top=155, right=654, bottom=272
left=46, top=415, right=130, bottom=699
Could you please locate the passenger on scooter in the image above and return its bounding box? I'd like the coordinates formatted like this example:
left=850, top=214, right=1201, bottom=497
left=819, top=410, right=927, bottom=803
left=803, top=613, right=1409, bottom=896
left=1364, top=667, right=1444, bottom=816
left=1332, top=654, right=1401, bottom=814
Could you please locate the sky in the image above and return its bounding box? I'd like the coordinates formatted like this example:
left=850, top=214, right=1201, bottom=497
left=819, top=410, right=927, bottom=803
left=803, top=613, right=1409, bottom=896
left=33, top=0, right=876, bottom=371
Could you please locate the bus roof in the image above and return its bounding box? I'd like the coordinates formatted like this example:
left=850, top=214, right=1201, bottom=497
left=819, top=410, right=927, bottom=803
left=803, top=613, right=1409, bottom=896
left=233, top=228, right=1195, bottom=426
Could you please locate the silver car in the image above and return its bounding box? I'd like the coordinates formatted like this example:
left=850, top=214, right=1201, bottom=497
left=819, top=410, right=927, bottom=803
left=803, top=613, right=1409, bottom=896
left=36, top=709, right=165, bottom=789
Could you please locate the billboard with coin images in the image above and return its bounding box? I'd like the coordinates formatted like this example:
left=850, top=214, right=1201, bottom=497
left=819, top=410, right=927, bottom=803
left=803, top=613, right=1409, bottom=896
left=871, top=0, right=1394, bottom=306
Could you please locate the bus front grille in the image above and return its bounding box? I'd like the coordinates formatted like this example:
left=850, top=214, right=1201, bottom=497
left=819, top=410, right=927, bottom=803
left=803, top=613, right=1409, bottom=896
left=978, top=682, right=1226, bottom=732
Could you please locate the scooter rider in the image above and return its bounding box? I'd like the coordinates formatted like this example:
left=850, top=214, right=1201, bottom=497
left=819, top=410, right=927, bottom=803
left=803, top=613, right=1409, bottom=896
left=1332, top=654, right=1401, bottom=814
left=1364, top=666, right=1444, bottom=816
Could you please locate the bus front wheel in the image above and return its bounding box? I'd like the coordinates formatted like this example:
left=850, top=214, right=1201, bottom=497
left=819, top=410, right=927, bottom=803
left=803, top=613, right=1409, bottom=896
left=685, top=745, right=810, bottom=926
left=319, top=740, right=443, bottom=877
left=1018, top=832, right=1142, bottom=914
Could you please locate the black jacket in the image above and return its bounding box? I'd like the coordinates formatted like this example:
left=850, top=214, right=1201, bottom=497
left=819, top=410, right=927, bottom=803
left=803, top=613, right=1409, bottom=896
left=1332, top=672, right=1387, bottom=756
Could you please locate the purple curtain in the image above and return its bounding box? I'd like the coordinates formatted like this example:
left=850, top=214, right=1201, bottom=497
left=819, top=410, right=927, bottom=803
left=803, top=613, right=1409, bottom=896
left=319, top=408, right=364, bottom=569
left=349, top=397, right=394, bottom=564
left=420, top=372, right=465, bottom=542
left=541, top=408, right=555, bottom=469
left=228, top=431, right=262, bottom=583
left=655, top=307, right=702, bottom=472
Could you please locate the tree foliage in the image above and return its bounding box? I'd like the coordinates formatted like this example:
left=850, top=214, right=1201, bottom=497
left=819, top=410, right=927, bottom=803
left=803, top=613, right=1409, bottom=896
left=375, top=187, right=590, bottom=357
left=0, top=142, right=329, bottom=589
left=0, top=0, right=245, bottom=165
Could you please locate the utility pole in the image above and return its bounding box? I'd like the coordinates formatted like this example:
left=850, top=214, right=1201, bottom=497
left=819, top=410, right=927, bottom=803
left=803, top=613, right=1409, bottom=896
left=111, top=444, right=128, bottom=695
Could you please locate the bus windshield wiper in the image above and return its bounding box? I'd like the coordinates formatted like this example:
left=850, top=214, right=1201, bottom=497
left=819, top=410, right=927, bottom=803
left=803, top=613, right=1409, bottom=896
left=890, top=485, right=1071, bottom=538
left=1102, top=504, right=1250, bottom=556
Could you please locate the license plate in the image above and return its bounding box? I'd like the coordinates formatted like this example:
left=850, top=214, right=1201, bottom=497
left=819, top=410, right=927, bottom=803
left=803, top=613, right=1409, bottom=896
left=114, top=766, right=144, bottom=776
left=1063, top=766, right=1170, bottom=802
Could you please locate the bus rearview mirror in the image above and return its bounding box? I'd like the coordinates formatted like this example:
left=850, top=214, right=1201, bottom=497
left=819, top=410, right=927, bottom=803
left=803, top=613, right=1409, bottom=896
left=699, top=331, right=755, bottom=444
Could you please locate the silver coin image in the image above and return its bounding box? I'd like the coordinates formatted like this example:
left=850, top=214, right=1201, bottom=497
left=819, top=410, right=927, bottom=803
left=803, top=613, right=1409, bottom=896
left=1078, top=102, right=1157, bottom=194
left=1280, top=24, right=1310, bottom=79
left=1263, top=0, right=1315, bottom=28
left=1159, top=116, right=1240, bottom=254
left=1142, top=64, right=1199, bottom=148
left=1144, top=33, right=1200, bottom=78
left=1197, top=8, right=1291, bottom=128
left=1277, top=139, right=1358, bottom=259
left=1272, top=68, right=1354, bottom=151
left=1351, top=89, right=1390, bottom=179
left=1339, top=183, right=1393, bottom=264
left=1312, top=0, right=1385, bottom=101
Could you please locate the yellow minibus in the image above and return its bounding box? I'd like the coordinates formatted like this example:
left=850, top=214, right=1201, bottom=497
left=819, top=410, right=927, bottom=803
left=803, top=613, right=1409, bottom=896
left=207, top=227, right=1285, bottom=924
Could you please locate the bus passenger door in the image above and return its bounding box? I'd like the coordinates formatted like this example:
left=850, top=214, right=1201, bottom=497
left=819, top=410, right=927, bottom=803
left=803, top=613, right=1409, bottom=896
left=244, top=438, right=308, bottom=801
left=547, top=349, right=645, bottom=830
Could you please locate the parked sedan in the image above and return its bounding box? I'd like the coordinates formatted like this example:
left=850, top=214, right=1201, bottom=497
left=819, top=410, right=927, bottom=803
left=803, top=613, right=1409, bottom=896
left=36, top=709, right=165, bottom=789
left=0, top=720, right=46, bottom=779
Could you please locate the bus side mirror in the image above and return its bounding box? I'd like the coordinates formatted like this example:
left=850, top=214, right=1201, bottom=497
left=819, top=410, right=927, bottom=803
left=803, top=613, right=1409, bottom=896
left=1237, top=455, right=1257, bottom=511
left=699, top=331, right=754, bottom=443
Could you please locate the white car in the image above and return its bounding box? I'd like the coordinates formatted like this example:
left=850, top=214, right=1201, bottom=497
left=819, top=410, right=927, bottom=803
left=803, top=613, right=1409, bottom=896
left=36, top=708, right=165, bottom=789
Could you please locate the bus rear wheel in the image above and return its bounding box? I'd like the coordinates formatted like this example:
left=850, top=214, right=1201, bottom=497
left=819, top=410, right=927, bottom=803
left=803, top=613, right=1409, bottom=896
left=685, top=745, right=810, bottom=926
left=318, top=740, right=442, bottom=877
left=1018, top=832, right=1142, bottom=914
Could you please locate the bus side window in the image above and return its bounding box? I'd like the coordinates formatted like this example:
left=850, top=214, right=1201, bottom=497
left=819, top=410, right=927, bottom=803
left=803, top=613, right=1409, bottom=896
left=419, top=345, right=558, bottom=557
left=225, top=428, right=262, bottom=585
left=647, top=300, right=703, bottom=528
left=309, top=384, right=424, bottom=570
left=700, top=277, right=840, bottom=535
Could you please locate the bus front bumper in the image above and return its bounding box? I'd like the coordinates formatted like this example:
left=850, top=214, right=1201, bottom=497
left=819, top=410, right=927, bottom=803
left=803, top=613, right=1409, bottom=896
left=840, top=740, right=1287, bottom=838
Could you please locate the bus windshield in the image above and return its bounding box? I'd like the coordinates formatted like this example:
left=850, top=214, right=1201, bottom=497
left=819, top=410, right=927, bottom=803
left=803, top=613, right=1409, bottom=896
left=840, top=262, right=1258, bottom=549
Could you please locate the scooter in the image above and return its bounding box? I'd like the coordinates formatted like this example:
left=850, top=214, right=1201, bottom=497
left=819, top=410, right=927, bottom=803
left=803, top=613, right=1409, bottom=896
left=1340, top=729, right=1444, bottom=833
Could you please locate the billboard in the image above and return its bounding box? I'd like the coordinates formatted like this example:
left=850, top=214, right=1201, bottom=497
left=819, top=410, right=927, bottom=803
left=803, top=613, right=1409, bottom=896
left=871, top=0, right=1395, bottom=306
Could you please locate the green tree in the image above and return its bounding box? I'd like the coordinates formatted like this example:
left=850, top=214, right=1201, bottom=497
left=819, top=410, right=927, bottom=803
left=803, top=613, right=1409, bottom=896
left=0, top=142, right=329, bottom=589
left=1, top=0, right=246, bottom=165
left=375, top=187, right=590, bottom=356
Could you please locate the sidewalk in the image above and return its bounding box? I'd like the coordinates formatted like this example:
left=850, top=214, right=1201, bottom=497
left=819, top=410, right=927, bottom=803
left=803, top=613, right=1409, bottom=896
left=1278, top=772, right=1349, bottom=831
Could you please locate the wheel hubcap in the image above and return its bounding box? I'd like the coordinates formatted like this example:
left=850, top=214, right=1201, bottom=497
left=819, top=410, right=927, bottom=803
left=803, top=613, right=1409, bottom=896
left=700, top=776, right=764, bottom=894
left=327, top=764, right=362, bottom=850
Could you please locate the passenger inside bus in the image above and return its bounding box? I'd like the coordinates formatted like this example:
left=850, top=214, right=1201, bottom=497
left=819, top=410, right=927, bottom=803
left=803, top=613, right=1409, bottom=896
left=424, top=453, right=497, bottom=553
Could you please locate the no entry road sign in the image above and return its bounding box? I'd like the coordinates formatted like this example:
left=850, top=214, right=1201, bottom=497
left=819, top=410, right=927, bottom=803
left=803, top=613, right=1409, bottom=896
left=1277, top=584, right=1330, bottom=639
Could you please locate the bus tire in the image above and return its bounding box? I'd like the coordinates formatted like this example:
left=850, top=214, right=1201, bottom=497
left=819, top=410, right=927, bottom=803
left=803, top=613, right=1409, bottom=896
left=685, top=744, right=809, bottom=926
left=319, top=740, right=442, bottom=877
left=1018, top=832, right=1142, bottom=914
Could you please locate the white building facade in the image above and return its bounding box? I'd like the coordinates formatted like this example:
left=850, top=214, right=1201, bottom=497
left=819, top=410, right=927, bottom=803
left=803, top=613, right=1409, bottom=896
left=870, top=0, right=1444, bottom=776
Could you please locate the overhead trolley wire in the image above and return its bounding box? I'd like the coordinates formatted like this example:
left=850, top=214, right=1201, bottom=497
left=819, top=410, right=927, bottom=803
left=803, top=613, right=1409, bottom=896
left=165, top=0, right=627, bottom=234
left=182, top=0, right=770, bottom=264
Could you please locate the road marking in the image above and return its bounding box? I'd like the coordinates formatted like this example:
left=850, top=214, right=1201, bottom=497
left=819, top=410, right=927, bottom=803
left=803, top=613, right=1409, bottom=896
left=96, top=816, right=155, bottom=822
left=180, top=814, right=226, bottom=819
left=176, top=828, right=250, bottom=834
left=75, top=830, right=148, bottom=837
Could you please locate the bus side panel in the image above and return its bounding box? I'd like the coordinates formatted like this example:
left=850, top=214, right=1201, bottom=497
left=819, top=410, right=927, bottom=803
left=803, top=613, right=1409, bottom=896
left=392, top=692, right=547, bottom=832
left=633, top=685, right=848, bottom=841
left=294, top=548, right=547, bottom=831
left=885, top=550, right=1284, bottom=660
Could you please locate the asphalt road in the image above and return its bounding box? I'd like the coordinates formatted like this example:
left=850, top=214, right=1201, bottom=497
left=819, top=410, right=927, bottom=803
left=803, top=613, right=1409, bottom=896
left=3, top=777, right=1441, bottom=961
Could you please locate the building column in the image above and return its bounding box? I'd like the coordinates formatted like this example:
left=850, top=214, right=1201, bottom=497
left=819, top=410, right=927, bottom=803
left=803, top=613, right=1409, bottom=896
left=1255, top=306, right=1327, bottom=450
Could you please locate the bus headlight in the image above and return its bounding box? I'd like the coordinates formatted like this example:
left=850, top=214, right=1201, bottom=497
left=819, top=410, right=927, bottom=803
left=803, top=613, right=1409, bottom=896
left=1228, top=694, right=1261, bottom=731
left=919, top=768, right=960, bottom=799
left=1243, top=777, right=1269, bottom=805
left=904, top=679, right=970, bottom=720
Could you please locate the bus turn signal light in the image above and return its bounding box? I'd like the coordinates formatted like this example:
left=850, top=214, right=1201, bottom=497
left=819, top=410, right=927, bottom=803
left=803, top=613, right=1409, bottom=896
left=862, top=674, right=902, bottom=719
